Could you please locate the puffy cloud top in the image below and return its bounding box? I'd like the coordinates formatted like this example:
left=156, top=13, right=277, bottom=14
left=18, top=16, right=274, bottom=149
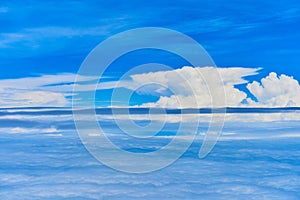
left=247, top=72, right=300, bottom=107
left=131, top=66, right=260, bottom=108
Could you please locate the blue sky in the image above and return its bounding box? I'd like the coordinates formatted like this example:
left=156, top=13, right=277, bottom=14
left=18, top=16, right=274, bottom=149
left=1, top=0, right=300, bottom=107
left=1, top=2, right=300, bottom=198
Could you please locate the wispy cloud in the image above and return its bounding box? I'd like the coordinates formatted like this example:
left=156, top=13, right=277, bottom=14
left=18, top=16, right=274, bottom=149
left=0, top=126, right=59, bottom=134
left=0, top=73, right=96, bottom=90
left=0, top=26, right=120, bottom=49
left=0, top=73, right=97, bottom=107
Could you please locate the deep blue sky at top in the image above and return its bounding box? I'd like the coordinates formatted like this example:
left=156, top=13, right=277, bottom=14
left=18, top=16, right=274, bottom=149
left=0, top=0, right=300, bottom=81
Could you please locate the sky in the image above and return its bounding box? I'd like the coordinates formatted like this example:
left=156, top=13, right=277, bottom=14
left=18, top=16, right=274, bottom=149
left=1, top=2, right=300, bottom=198
left=1, top=0, right=300, bottom=107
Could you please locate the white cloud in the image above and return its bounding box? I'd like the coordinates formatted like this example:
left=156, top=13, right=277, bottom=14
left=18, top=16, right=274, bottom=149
left=96, top=112, right=300, bottom=124
left=0, top=91, right=68, bottom=107
left=247, top=72, right=300, bottom=107
left=116, top=67, right=300, bottom=108
left=0, top=73, right=96, bottom=90
left=0, top=126, right=59, bottom=134
left=1, top=67, right=300, bottom=108
left=128, top=66, right=260, bottom=108
left=0, top=73, right=97, bottom=107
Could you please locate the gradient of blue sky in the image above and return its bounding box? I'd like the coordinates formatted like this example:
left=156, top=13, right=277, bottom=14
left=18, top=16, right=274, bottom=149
left=1, top=0, right=300, bottom=78
left=1, top=0, right=300, bottom=107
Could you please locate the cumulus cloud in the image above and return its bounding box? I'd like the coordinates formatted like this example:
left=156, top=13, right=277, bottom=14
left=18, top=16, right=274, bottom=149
left=117, top=67, right=300, bottom=108
left=247, top=72, right=300, bottom=107
left=128, top=66, right=260, bottom=108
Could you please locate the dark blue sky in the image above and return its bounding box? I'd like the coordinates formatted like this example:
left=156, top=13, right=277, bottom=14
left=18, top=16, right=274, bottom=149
left=1, top=0, right=300, bottom=82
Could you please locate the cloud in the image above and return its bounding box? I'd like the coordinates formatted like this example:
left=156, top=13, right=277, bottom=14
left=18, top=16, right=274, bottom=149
left=0, top=73, right=96, bottom=89
left=0, top=73, right=97, bottom=107
left=0, top=91, right=68, bottom=107
left=0, top=25, right=123, bottom=50
left=107, top=66, right=300, bottom=108
left=96, top=112, right=300, bottom=124
left=247, top=72, right=300, bottom=107
left=1, top=106, right=300, bottom=199
left=1, top=67, right=300, bottom=108
left=127, top=66, right=260, bottom=108
left=0, top=126, right=59, bottom=134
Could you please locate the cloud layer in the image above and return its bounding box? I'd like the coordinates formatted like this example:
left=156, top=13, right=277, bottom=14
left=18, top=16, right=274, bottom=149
left=1, top=67, right=300, bottom=108
left=1, top=107, right=300, bottom=199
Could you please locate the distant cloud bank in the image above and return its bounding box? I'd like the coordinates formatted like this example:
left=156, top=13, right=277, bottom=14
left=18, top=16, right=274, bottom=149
left=0, top=66, right=299, bottom=108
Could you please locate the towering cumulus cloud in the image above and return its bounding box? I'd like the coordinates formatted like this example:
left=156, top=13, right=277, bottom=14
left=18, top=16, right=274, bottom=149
left=131, top=66, right=260, bottom=108
left=247, top=72, right=300, bottom=107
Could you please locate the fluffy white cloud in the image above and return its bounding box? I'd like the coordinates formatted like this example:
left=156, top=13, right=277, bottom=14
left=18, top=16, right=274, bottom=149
left=129, top=66, right=260, bottom=108
left=247, top=72, right=300, bottom=107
